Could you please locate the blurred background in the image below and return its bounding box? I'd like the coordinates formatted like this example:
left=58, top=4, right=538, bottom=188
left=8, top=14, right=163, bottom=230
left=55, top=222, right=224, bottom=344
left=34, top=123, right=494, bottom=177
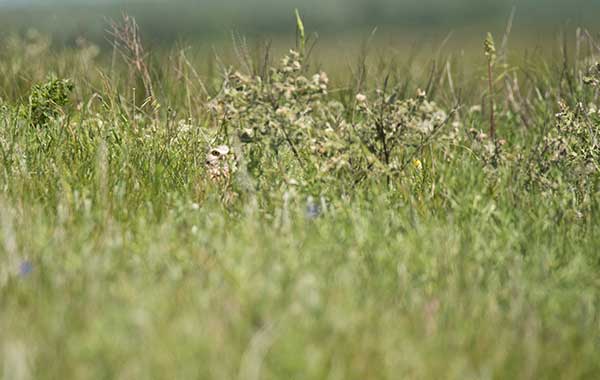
left=0, top=0, right=598, bottom=101
left=0, top=0, right=598, bottom=48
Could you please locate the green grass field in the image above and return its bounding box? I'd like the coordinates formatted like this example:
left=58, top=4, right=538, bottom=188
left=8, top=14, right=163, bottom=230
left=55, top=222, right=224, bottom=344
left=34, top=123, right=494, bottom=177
left=0, top=10, right=599, bottom=380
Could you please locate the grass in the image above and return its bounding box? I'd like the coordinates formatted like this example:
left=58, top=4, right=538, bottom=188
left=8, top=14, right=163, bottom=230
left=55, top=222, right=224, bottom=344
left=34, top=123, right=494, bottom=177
left=0, top=14, right=599, bottom=379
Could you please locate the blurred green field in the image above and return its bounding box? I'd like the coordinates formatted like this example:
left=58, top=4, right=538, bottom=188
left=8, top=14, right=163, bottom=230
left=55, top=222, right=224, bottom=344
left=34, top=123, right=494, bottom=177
left=1, top=0, right=599, bottom=45
left=1, top=3, right=600, bottom=380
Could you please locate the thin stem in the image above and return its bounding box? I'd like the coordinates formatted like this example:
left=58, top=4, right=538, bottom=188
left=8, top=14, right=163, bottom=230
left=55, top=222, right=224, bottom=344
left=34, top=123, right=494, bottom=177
left=487, top=60, right=496, bottom=141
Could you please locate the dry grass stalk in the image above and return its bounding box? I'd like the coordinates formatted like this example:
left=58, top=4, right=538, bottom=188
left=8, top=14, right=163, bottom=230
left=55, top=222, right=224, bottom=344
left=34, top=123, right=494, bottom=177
left=107, top=13, right=155, bottom=102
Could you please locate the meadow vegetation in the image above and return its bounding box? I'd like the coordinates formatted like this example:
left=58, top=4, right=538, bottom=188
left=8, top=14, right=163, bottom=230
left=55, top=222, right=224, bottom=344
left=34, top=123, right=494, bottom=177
left=0, top=13, right=599, bottom=379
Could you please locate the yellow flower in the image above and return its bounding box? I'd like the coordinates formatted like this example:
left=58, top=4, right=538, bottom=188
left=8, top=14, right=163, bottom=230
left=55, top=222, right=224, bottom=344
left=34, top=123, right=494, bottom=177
left=412, top=159, right=423, bottom=171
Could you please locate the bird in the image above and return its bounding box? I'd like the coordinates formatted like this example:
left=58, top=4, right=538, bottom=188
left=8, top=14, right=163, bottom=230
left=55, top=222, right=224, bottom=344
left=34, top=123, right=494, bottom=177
left=205, top=145, right=231, bottom=184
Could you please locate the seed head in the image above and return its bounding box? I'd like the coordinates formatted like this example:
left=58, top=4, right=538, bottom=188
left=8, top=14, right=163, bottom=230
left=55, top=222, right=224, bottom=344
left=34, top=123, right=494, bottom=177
left=484, top=33, right=496, bottom=66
